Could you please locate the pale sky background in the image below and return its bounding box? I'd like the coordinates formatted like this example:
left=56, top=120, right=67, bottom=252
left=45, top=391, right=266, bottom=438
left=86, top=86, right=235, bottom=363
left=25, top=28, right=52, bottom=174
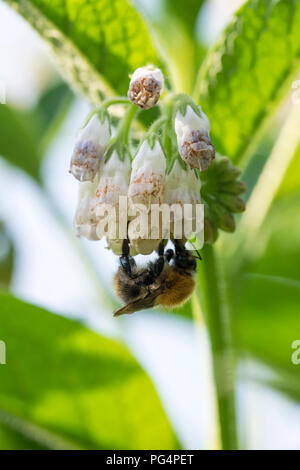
left=0, top=0, right=300, bottom=450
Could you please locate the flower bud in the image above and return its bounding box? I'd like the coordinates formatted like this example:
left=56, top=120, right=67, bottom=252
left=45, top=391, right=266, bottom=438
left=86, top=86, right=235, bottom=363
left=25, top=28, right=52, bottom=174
left=175, top=106, right=215, bottom=171
left=69, top=114, right=110, bottom=182
left=128, top=66, right=164, bottom=109
left=128, top=140, right=166, bottom=209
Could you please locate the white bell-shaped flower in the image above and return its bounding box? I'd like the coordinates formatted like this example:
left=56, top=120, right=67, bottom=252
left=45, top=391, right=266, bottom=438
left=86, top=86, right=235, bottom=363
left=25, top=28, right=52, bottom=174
left=128, top=66, right=164, bottom=109
left=90, top=151, right=131, bottom=254
left=74, top=180, right=100, bottom=240
left=164, top=160, right=201, bottom=207
left=69, top=114, right=110, bottom=182
left=175, top=106, right=215, bottom=171
left=128, top=140, right=166, bottom=209
left=164, top=160, right=201, bottom=240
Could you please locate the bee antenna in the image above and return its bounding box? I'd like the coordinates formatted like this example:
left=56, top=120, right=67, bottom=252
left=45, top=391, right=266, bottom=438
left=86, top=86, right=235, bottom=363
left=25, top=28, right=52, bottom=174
left=189, top=242, right=202, bottom=261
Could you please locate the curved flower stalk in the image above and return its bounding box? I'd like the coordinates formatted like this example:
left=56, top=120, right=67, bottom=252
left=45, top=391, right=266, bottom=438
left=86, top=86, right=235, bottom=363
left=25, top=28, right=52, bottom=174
left=69, top=114, right=110, bottom=182
left=128, top=66, right=164, bottom=109
left=175, top=105, right=215, bottom=171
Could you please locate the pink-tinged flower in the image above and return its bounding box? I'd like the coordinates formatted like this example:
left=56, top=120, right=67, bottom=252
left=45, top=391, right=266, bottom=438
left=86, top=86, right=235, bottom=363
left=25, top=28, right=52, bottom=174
left=128, top=140, right=166, bottom=209
left=90, top=151, right=131, bottom=254
left=175, top=106, right=215, bottom=171
left=128, top=66, right=164, bottom=109
left=69, top=114, right=110, bottom=182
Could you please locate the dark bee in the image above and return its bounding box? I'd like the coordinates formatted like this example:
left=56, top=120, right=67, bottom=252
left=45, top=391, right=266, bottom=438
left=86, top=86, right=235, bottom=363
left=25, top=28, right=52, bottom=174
left=114, top=239, right=200, bottom=316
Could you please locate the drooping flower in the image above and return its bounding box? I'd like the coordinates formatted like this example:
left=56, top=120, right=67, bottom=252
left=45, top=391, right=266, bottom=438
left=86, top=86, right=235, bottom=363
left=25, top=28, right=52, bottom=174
left=69, top=114, right=110, bottom=182
left=128, top=139, right=166, bottom=209
left=91, top=150, right=131, bottom=254
left=127, top=139, right=166, bottom=256
left=164, top=160, right=202, bottom=241
left=175, top=106, right=215, bottom=171
left=74, top=179, right=100, bottom=240
left=128, top=66, right=164, bottom=109
left=164, top=160, right=201, bottom=207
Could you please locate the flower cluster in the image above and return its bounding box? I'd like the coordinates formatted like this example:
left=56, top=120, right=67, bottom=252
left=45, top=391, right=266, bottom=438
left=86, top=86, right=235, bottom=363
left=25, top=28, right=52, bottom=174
left=69, top=65, right=245, bottom=255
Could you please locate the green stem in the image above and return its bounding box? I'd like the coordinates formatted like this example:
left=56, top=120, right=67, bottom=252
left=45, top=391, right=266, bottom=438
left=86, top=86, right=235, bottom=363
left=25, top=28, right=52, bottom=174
left=197, top=244, right=239, bottom=450
left=84, top=97, right=131, bottom=126
left=120, top=105, right=138, bottom=146
left=163, top=100, right=175, bottom=165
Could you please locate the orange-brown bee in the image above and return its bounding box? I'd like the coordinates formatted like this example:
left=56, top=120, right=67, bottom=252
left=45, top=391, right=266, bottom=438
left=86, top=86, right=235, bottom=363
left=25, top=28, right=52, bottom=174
left=114, top=239, right=200, bottom=316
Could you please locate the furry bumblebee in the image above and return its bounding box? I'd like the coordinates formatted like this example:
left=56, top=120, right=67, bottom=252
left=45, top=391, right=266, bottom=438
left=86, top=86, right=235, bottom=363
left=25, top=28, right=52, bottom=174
left=114, top=239, right=200, bottom=316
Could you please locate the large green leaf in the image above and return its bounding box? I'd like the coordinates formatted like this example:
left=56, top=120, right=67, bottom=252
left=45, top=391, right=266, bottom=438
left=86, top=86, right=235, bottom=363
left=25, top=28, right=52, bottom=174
left=232, top=190, right=300, bottom=397
left=4, top=0, right=161, bottom=103
left=0, top=82, right=73, bottom=180
left=0, top=292, right=178, bottom=449
left=31, top=81, right=74, bottom=154
left=0, top=105, right=41, bottom=180
left=195, top=0, right=300, bottom=162
left=0, top=422, right=44, bottom=450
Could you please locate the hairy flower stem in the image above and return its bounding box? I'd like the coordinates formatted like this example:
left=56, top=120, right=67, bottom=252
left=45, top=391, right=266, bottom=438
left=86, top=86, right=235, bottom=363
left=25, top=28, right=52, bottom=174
left=197, top=244, right=239, bottom=450
left=84, top=97, right=131, bottom=126
left=163, top=100, right=174, bottom=164
left=121, top=105, right=138, bottom=147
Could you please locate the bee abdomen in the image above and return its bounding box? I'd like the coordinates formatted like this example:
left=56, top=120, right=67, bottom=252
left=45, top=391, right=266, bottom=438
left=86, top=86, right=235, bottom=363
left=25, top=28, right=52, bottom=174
left=157, top=272, right=196, bottom=308
left=114, top=272, right=142, bottom=303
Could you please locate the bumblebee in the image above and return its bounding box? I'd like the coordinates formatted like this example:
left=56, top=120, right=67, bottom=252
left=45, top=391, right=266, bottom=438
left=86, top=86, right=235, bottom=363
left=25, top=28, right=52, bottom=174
left=114, top=239, right=200, bottom=316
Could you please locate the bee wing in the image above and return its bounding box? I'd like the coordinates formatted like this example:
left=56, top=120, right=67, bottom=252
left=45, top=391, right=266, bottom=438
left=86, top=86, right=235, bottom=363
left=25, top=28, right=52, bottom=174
left=113, top=287, right=163, bottom=317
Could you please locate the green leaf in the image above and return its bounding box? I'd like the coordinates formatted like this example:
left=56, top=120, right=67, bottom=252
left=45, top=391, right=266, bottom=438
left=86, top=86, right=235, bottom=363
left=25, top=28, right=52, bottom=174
left=0, top=421, right=45, bottom=450
left=195, top=0, right=300, bottom=162
left=232, top=197, right=300, bottom=398
left=4, top=0, right=162, bottom=103
left=276, top=143, right=300, bottom=199
left=31, top=81, right=74, bottom=153
left=0, top=222, right=14, bottom=288
left=0, top=292, right=178, bottom=450
left=0, top=105, right=40, bottom=180
left=163, top=0, right=205, bottom=32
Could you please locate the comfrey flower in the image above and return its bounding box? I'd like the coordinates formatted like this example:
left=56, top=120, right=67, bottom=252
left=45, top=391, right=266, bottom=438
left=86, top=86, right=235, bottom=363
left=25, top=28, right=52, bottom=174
left=69, top=114, right=110, bottom=182
left=128, top=139, right=166, bottom=209
left=128, top=66, right=164, bottom=109
left=164, top=160, right=202, bottom=240
left=164, top=160, right=201, bottom=207
left=175, top=106, right=215, bottom=171
left=70, top=72, right=245, bottom=260
left=74, top=179, right=100, bottom=240
left=91, top=150, right=131, bottom=255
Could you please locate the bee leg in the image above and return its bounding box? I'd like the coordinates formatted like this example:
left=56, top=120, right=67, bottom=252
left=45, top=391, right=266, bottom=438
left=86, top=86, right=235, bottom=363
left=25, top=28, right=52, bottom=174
left=165, top=249, right=174, bottom=262
left=120, top=239, right=135, bottom=277
left=174, top=239, right=186, bottom=254
left=146, top=241, right=165, bottom=284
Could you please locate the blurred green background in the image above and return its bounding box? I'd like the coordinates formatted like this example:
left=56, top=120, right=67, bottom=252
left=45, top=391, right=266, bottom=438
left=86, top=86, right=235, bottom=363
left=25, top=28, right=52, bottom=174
left=0, top=0, right=300, bottom=450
